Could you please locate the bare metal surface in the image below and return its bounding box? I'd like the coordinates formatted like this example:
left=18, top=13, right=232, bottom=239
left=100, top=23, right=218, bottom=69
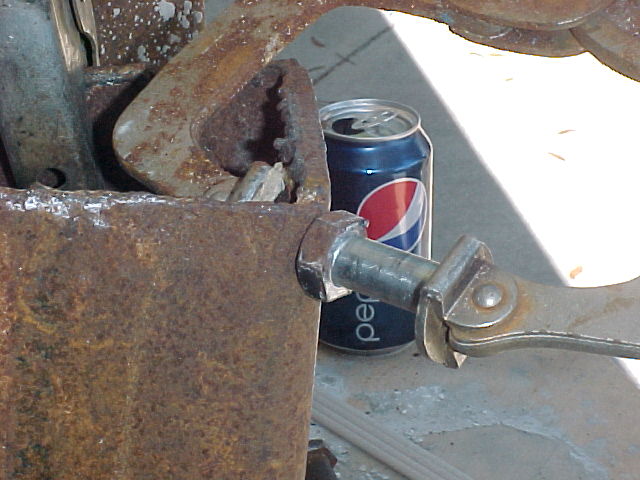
left=449, top=266, right=640, bottom=359
left=0, top=186, right=324, bottom=479
left=71, top=0, right=100, bottom=65
left=0, top=0, right=101, bottom=189
left=331, top=235, right=439, bottom=310
left=414, top=236, right=493, bottom=368
left=227, top=162, right=285, bottom=202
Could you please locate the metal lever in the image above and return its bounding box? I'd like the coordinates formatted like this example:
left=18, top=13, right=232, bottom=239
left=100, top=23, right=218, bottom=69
left=297, top=212, right=640, bottom=368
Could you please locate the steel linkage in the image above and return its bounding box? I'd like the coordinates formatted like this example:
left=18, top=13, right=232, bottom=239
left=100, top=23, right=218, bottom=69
left=297, top=212, right=640, bottom=368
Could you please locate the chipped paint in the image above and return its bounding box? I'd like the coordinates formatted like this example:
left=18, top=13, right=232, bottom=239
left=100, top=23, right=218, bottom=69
left=137, top=44, right=150, bottom=62
left=155, top=0, right=176, bottom=21
left=93, top=0, right=204, bottom=66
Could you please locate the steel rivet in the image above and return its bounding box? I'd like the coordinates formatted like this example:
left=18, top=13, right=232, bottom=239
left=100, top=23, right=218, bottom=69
left=472, top=283, right=503, bottom=309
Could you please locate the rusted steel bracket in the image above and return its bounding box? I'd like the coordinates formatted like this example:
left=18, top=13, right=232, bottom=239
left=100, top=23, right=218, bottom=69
left=0, top=187, right=326, bottom=479
left=114, top=53, right=331, bottom=199
left=113, top=0, right=640, bottom=198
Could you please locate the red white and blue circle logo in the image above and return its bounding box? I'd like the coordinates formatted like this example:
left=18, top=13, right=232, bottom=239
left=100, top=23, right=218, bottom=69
left=356, top=178, right=427, bottom=252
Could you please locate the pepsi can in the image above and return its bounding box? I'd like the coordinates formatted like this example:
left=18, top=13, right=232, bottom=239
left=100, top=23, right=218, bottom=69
left=318, top=98, right=433, bottom=354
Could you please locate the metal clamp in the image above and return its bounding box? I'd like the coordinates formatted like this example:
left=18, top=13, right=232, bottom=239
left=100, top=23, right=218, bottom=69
left=298, top=212, right=640, bottom=368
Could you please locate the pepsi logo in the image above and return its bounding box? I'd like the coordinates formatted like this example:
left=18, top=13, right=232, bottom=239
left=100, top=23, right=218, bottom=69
left=356, top=178, right=427, bottom=252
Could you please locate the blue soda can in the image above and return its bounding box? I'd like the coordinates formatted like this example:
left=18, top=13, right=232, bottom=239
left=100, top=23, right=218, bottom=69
left=319, top=98, right=433, bottom=354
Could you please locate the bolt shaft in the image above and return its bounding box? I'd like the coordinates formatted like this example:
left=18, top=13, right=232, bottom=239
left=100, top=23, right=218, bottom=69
left=331, top=236, right=439, bottom=312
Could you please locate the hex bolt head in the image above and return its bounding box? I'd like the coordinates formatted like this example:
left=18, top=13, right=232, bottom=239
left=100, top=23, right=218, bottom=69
left=296, top=211, right=367, bottom=302
left=472, top=283, right=503, bottom=309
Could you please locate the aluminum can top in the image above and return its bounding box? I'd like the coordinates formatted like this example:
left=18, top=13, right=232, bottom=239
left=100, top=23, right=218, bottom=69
left=319, top=99, right=421, bottom=143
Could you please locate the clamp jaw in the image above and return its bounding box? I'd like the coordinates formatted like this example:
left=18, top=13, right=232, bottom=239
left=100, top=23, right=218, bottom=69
left=298, top=211, right=640, bottom=368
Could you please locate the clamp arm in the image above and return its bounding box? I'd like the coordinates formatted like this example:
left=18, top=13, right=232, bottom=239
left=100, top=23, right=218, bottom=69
left=297, top=212, right=640, bottom=368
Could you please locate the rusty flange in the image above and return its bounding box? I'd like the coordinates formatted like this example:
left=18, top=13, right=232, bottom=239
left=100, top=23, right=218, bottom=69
left=446, top=8, right=586, bottom=57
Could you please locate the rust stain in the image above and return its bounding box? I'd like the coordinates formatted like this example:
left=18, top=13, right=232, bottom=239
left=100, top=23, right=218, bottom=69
left=172, top=148, right=226, bottom=184
left=602, top=296, right=636, bottom=315
left=570, top=313, right=594, bottom=329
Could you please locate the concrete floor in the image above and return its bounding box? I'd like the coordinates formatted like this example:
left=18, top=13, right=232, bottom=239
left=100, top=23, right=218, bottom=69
left=206, top=5, right=640, bottom=479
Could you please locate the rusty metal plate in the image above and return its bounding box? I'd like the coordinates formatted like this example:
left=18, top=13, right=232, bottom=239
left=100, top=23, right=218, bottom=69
left=93, top=0, right=205, bottom=66
left=0, top=187, right=324, bottom=479
left=571, top=0, right=640, bottom=81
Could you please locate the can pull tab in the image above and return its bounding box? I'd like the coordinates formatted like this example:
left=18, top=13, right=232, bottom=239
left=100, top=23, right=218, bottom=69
left=296, top=212, right=640, bottom=368
left=351, top=110, right=398, bottom=133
